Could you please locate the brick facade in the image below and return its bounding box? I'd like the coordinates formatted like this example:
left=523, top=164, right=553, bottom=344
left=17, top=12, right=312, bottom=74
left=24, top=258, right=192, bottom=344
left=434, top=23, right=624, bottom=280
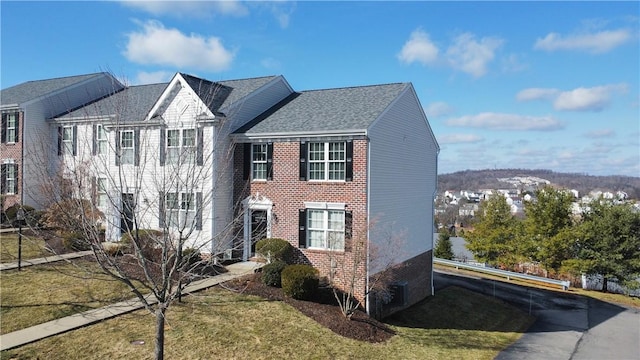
left=1, top=110, right=23, bottom=211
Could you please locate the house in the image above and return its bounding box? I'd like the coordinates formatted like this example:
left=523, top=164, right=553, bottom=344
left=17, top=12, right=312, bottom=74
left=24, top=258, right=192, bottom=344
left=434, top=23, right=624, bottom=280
left=1, top=72, right=439, bottom=317
left=1, top=73, right=123, bottom=211
left=231, top=82, right=439, bottom=317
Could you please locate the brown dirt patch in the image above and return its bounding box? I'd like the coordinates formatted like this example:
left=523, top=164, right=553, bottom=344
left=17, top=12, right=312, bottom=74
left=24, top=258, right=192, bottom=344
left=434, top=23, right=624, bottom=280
left=225, top=273, right=395, bottom=343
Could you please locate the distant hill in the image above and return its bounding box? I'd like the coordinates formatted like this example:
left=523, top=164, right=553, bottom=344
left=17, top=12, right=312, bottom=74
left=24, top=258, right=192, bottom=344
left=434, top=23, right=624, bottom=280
left=438, top=169, right=640, bottom=199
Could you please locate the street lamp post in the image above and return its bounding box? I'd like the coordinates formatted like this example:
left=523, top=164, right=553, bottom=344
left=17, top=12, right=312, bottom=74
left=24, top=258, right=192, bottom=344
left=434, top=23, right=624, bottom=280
left=16, top=207, right=25, bottom=271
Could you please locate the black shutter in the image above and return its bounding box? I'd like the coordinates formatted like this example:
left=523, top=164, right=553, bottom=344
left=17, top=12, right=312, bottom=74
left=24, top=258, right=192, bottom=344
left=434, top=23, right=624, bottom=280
left=92, top=125, right=97, bottom=155
left=159, top=129, right=166, bottom=166
left=299, top=142, right=307, bottom=181
left=12, top=164, right=19, bottom=194
left=298, top=209, right=307, bottom=248
left=344, top=210, right=353, bottom=252
left=1, top=113, right=6, bottom=143
left=243, top=143, right=251, bottom=180
left=57, top=126, right=63, bottom=156
left=345, top=140, right=353, bottom=182
left=115, top=131, right=121, bottom=166
left=134, top=129, right=140, bottom=166
left=72, top=125, right=78, bottom=156
left=13, top=112, right=19, bottom=143
left=266, top=142, right=273, bottom=181
left=195, top=192, right=203, bottom=230
left=196, top=128, right=204, bottom=166
left=0, top=164, right=6, bottom=194
left=159, top=192, right=165, bottom=228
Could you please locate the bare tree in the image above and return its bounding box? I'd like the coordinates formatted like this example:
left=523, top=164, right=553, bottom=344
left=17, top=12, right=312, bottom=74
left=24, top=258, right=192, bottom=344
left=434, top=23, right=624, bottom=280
left=325, top=218, right=405, bottom=319
left=25, top=74, right=249, bottom=360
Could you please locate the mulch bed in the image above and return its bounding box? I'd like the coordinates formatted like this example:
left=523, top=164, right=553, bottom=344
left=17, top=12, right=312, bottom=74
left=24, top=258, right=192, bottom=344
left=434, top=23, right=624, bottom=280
left=225, top=273, right=396, bottom=343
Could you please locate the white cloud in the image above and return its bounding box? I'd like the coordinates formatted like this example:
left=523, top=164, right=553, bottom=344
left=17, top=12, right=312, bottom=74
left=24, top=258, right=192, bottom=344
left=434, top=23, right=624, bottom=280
left=584, top=129, right=615, bottom=139
left=553, top=84, right=627, bottom=111
left=425, top=101, right=455, bottom=118
left=124, top=20, right=234, bottom=72
left=446, top=112, right=564, bottom=131
left=134, top=70, right=173, bottom=85
left=397, top=29, right=439, bottom=65
left=534, top=29, right=632, bottom=54
left=516, top=88, right=560, bottom=102
left=120, top=1, right=249, bottom=17
left=501, top=53, right=528, bottom=73
left=445, top=33, right=503, bottom=78
left=438, top=134, right=484, bottom=144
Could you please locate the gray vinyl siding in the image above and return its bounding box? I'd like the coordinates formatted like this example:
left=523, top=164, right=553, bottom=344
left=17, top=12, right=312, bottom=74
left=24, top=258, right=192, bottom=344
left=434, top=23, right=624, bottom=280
left=367, top=87, right=439, bottom=270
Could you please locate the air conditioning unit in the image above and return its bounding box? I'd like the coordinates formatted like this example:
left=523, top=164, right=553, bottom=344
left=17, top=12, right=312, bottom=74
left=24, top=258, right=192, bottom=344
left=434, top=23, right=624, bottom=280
left=223, top=249, right=233, bottom=260
left=388, top=281, right=408, bottom=307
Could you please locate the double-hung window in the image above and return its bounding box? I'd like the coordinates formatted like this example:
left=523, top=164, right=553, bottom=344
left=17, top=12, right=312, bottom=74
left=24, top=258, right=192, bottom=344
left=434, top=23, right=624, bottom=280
left=252, top=144, right=268, bottom=180
left=166, top=129, right=196, bottom=164
left=302, top=141, right=351, bottom=181
left=307, top=209, right=345, bottom=251
left=4, top=113, right=17, bottom=144
left=1, top=163, right=18, bottom=195
left=120, top=130, right=135, bottom=165
left=96, top=125, right=107, bottom=155
left=62, top=126, right=74, bottom=155
left=165, top=192, right=196, bottom=229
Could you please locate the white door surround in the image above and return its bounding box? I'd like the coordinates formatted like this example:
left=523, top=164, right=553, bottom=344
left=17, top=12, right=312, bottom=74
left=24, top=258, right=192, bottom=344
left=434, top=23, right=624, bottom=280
left=241, top=193, right=273, bottom=261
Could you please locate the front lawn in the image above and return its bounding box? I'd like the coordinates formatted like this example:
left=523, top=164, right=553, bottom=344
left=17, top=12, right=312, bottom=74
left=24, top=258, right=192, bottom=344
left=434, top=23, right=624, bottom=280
left=1, top=284, right=534, bottom=359
left=0, top=233, right=51, bottom=263
left=0, top=260, right=144, bottom=334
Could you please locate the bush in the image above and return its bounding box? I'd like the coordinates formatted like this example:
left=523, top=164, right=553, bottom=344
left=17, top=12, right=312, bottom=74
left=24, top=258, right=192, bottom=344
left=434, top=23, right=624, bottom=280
left=281, top=264, right=319, bottom=300
left=4, top=204, right=37, bottom=226
left=255, top=238, right=293, bottom=263
left=262, top=260, right=287, bottom=287
left=62, top=232, right=91, bottom=251
left=102, top=241, right=126, bottom=257
left=181, top=247, right=202, bottom=268
left=120, top=229, right=164, bottom=260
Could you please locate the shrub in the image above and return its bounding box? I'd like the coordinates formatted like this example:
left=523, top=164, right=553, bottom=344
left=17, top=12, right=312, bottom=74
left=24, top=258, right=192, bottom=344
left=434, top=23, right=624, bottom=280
left=281, top=264, right=319, bottom=300
left=120, top=229, right=164, bottom=260
left=62, top=232, right=91, bottom=251
left=255, top=238, right=293, bottom=263
left=4, top=204, right=37, bottom=226
left=181, top=247, right=202, bottom=268
left=102, top=241, right=126, bottom=257
left=261, top=260, right=287, bottom=287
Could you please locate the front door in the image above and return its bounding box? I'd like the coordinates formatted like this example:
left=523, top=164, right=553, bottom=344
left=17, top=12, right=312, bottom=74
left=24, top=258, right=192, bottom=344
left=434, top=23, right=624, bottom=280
left=120, top=193, right=135, bottom=234
left=250, top=210, right=268, bottom=253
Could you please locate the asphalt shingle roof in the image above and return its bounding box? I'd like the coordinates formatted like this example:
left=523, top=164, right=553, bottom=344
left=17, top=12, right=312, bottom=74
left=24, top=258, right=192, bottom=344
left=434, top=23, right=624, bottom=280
left=57, top=83, right=168, bottom=123
left=235, top=83, right=409, bottom=135
left=1, top=73, right=108, bottom=106
left=217, top=76, right=279, bottom=111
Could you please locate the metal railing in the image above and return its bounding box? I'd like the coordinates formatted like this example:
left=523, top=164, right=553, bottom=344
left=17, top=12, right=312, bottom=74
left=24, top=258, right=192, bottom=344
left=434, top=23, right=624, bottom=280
left=434, top=258, right=571, bottom=290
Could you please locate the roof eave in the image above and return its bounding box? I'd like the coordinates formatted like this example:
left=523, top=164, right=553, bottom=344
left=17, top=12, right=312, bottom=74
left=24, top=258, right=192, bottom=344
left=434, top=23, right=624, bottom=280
left=231, top=129, right=368, bottom=142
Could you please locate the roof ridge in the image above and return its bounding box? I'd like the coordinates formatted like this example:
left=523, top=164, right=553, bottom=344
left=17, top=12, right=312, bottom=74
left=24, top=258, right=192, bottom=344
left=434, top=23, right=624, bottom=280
left=300, top=82, right=407, bottom=93
left=18, top=72, right=105, bottom=86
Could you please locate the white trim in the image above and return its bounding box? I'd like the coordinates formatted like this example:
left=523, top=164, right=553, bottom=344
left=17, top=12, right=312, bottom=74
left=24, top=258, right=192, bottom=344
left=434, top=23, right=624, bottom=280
left=241, top=193, right=274, bottom=261
left=304, top=201, right=345, bottom=210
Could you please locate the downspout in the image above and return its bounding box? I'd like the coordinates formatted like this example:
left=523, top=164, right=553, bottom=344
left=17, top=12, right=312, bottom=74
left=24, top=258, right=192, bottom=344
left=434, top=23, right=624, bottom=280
left=209, top=120, right=218, bottom=255
left=365, top=137, right=371, bottom=316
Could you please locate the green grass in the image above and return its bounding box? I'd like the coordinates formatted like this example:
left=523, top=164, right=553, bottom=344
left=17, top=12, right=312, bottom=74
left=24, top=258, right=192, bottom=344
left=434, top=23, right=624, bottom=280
left=0, top=260, right=143, bottom=334
left=1, top=286, right=534, bottom=360
left=0, top=233, right=51, bottom=263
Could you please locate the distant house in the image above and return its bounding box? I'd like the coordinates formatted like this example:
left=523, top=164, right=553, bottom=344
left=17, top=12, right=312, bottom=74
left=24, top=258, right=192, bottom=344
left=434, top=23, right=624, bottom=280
left=1, top=72, right=439, bottom=318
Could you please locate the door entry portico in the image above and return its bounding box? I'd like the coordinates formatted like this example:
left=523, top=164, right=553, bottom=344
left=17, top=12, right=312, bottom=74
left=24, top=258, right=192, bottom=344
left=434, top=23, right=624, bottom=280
left=242, top=194, right=273, bottom=261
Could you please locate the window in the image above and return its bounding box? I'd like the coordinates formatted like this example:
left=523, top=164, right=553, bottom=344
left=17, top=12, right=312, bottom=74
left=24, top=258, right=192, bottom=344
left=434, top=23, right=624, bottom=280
left=120, top=130, right=134, bottom=165
left=1, top=112, right=19, bottom=143
left=165, top=192, right=197, bottom=229
left=96, top=125, right=107, bottom=155
left=166, top=129, right=196, bottom=164
left=62, top=126, right=74, bottom=155
left=300, top=141, right=352, bottom=182
left=252, top=144, right=267, bottom=180
left=307, top=209, right=345, bottom=250
left=97, top=178, right=107, bottom=207
left=1, top=163, right=18, bottom=195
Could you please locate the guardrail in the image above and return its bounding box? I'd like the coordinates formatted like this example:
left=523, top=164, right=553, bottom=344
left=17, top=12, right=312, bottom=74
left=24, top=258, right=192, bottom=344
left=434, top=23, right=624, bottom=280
left=434, top=258, right=571, bottom=291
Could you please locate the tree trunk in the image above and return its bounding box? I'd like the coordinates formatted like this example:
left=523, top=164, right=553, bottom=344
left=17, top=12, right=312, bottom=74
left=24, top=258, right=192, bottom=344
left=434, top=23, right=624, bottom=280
left=155, top=305, right=166, bottom=360
left=602, top=277, right=608, bottom=293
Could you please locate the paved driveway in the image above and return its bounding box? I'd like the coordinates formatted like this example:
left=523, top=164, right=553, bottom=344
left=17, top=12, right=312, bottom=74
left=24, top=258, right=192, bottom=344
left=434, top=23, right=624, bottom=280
left=434, top=270, right=640, bottom=360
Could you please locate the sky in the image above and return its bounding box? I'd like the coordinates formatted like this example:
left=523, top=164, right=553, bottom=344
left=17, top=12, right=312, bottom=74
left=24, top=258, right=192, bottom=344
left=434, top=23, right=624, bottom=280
left=1, top=1, right=639, bottom=177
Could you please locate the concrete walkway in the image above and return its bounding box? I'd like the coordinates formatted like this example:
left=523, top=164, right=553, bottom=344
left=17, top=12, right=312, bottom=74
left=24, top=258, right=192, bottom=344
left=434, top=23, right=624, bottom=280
left=0, top=261, right=264, bottom=351
left=0, top=251, right=93, bottom=271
